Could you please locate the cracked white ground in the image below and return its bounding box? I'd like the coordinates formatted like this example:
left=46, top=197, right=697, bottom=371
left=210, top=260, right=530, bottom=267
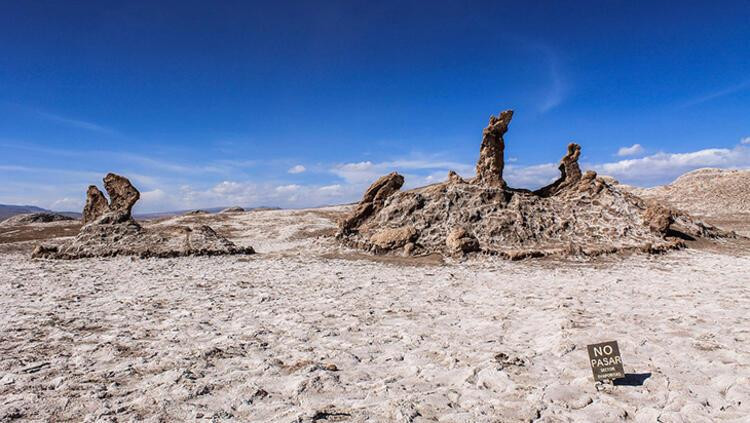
left=1, top=207, right=749, bottom=422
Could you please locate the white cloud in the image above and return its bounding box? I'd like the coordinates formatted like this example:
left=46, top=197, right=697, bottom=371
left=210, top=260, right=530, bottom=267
left=741, top=137, right=750, bottom=145
left=592, top=145, right=750, bottom=186
left=331, top=157, right=474, bottom=185
left=617, top=144, right=644, bottom=157
left=288, top=165, right=306, bottom=174
left=50, top=197, right=83, bottom=212
left=504, top=163, right=559, bottom=188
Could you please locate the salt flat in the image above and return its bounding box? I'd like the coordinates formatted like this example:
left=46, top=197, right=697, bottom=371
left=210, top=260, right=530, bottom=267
left=0, top=208, right=749, bottom=422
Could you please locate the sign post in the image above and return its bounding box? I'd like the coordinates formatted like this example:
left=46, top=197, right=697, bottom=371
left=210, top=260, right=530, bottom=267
left=587, top=341, right=625, bottom=382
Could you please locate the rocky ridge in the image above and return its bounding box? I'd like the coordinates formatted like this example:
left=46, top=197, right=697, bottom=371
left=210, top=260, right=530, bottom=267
left=337, top=109, right=731, bottom=259
left=0, top=212, right=74, bottom=227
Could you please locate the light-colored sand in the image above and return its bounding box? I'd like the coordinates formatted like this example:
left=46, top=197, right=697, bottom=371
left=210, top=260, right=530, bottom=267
left=1, top=207, right=749, bottom=422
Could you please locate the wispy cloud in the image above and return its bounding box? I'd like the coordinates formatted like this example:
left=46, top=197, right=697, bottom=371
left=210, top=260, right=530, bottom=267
left=35, top=110, right=119, bottom=136
left=592, top=144, right=750, bottom=186
left=535, top=44, right=567, bottom=113
left=680, top=80, right=750, bottom=108
left=741, top=137, right=750, bottom=145
left=617, top=144, right=644, bottom=157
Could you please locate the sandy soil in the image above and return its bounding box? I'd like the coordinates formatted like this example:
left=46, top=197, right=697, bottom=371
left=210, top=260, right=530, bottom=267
left=1, top=207, right=749, bottom=422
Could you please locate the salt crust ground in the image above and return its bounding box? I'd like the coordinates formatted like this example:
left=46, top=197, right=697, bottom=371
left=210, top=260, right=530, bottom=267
left=1, top=207, right=749, bottom=422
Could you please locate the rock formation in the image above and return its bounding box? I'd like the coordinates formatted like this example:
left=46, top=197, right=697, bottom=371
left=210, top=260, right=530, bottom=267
left=337, top=108, right=731, bottom=259
left=474, top=110, right=513, bottom=187
left=103, top=173, right=140, bottom=220
left=340, top=172, right=404, bottom=234
left=535, top=143, right=583, bottom=197
left=82, top=185, right=109, bottom=224
left=32, top=173, right=254, bottom=260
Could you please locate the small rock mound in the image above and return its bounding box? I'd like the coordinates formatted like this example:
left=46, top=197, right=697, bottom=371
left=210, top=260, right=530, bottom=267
left=220, top=206, right=245, bottom=213
left=337, top=109, right=731, bottom=259
left=0, top=212, right=74, bottom=227
left=32, top=173, right=254, bottom=260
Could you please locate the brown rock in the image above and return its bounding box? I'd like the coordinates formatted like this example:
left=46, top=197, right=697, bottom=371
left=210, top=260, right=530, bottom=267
left=448, top=170, right=465, bottom=184
left=535, top=143, right=583, bottom=196
left=369, top=226, right=416, bottom=250
left=474, top=110, right=513, bottom=187
left=643, top=203, right=674, bottom=235
left=340, top=172, right=404, bottom=234
left=445, top=228, right=480, bottom=255
left=33, top=172, right=255, bottom=260
left=103, top=173, right=140, bottom=219
left=337, top=108, right=731, bottom=259
left=82, top=185, right=109, bottom=225
left=31, top=245, right=58, bottom=259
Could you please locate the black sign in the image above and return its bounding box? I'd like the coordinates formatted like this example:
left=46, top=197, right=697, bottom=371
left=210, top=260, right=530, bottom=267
left=587, top=341, right=625, bottom=382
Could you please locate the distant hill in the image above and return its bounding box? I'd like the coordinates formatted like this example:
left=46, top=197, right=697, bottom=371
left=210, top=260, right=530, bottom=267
left=0, top=204, right=49, bottom=221
left=0, top=204, right=81, bottom=222
left=626, top=168, right=750, bottom=217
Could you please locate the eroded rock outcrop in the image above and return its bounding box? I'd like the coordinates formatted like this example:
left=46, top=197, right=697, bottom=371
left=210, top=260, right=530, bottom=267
left=340, top=172, right=404, bottom=234
left=337, top=108, right=731, bottom=259
left=535, top=143, right=583, bottom=197
left=32, top=173, right=254, bottom=259
left=82, top=185, right=109, bottom=224
left=474, top=110, right=513, bottom=187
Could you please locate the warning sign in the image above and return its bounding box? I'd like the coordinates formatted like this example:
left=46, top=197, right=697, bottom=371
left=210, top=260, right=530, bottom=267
left=587, top=340, right=625, bottom=382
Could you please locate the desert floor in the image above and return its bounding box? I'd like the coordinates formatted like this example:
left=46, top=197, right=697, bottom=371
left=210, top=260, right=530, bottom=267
left=1, top=207, right=749, bottom=422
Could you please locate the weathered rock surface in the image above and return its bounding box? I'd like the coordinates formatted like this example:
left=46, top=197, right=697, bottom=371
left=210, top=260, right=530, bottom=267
left=32, top=173, right=254, bottom=260
left=103, top=173, right=139, bottom=218
left=0, top=212, right=74, bottom=227
left=474, top=110, right=513, bottom=187
left=82, top=185, right=109, bottom=224
left=445, top=227, right=480, bottom=255
left=340, top=172, right=404, bottom=234
left=338, top=109, right=732, bottom=259
left=369, top=225, right=416, bottom=250
left=643, top=203, right=675, bottom=235
left=535, top=143, right=583, bottom=196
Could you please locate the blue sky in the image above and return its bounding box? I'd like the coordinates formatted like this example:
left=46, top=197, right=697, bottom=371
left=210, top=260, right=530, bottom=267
left=1, top=1, right=749, bottom=212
